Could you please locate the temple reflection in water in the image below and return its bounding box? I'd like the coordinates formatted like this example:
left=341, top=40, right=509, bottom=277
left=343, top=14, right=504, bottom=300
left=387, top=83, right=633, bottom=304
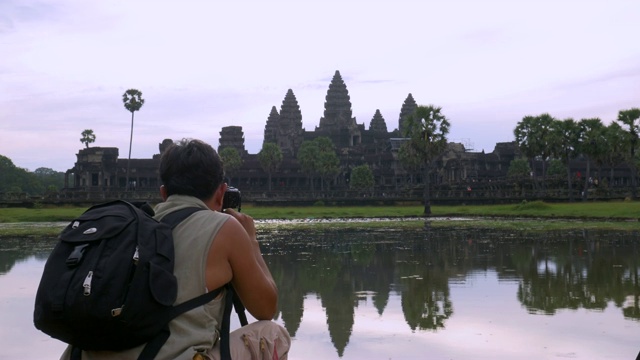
left=1, top=227, right=638, bottom=358
left=261, top=227, right=640, bottom=356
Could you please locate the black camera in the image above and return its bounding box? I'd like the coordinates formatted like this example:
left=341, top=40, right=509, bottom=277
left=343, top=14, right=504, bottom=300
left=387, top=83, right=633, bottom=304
left=222, top=186, right=241, bottom=211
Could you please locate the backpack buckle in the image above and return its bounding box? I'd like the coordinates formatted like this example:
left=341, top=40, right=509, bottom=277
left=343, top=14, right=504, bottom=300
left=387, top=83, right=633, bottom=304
left=66, top=244, right=90, bottom=267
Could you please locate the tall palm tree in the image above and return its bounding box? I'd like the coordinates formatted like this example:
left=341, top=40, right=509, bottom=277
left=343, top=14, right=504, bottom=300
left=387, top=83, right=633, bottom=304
left=403, top=105, right=450, bottom=215
left=600, top=122, right=627, bottom=188
left=577, top=118, right=605, bottom=201
left=257, top=142, right=283, bottom=191
left=122, top=89, right=145, bottom=190
left=549, top=118, right=579, bottom=201
left=615, top=108, right=640, bottom=198
left=514, top=114, right=555, bottom=189
left=398, top=141, right=421, bottom=186
left=80, top=129, right=97, bottom=149
left=314, top=137, right=340, bottom=192
left=219, top=147, right=243, bottom=185
left=297, top=140, right=318, bottom=192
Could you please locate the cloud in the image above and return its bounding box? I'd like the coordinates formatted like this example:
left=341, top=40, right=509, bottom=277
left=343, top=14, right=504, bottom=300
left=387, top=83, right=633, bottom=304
left=0, top=0, right=60, bottom=32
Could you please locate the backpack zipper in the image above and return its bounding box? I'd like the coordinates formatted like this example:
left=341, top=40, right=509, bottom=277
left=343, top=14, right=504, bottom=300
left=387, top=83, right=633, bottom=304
left=83, top=271, right=93, bottom=296
left=133, top=246, right=139, bottom=264
left=111, top=245, right=139, bottom=317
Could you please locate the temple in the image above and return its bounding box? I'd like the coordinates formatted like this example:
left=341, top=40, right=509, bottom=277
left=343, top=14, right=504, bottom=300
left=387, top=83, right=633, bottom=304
left=262, top=89, right=305, bottom=156
left=59, top=70, right=632, bottom=203
left=213, top=70, right=519, bottom=192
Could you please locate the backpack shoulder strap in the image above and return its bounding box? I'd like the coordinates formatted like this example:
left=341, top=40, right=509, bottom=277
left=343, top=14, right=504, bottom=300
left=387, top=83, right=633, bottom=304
left=139, top=207, right=225, bottom=360
left=140, top=287, right=225, bottom=360
left=159, top=207, right=206, bottom=228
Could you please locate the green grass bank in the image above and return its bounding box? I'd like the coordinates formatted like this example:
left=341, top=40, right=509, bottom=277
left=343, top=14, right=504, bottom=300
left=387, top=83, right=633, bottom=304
left=0, top=200, right=639, bottom=237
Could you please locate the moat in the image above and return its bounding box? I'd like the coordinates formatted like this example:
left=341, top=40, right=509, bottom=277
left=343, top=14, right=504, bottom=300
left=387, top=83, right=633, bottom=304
left=1, top=226, right=639, bottom=359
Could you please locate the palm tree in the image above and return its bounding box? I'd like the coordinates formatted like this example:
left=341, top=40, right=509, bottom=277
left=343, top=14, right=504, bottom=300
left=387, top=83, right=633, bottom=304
left=317, top=151, right=340, bottom=192
left=577, top=118, right=605, bottom=201
left=122, top=89, right=145, bottom=190
left=257, top=143, right=283, bottom=191
left=219, top=147, right=243, bottom=185
left=398, top=141, right=421, bottom=186
left=514, top=114, right=555, bottom=189
left=314, top=137, right=340, bottom=192
left=297, top=137, right=340, bottom=193
left=402, top=105, right=450, bottom=215
left=80, top=129, right=96, bottom=148
left=615, top=108, right=640, bottom=198
left=297, top=140, right=319, bottom=192
left=508, top=157, right=532, bottom=197
left=549, top=118, right=579, bottom=201
left=600, top=122, right=627, bottom=190
left=349, top=164, right=375, bottom=195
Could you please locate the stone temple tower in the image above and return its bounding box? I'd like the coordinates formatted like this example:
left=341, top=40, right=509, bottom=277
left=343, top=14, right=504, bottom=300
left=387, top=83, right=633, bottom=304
left=263, top=106, right=279, bottom=146
left=316, top=70, right=362, bottom=148
left=218, top=126, right=247, bottom=156
left=369, top=109, right=388, bottom=133
left=398, top=93, right=417, bottom=135
left=267, top=89, right=304, bottom=156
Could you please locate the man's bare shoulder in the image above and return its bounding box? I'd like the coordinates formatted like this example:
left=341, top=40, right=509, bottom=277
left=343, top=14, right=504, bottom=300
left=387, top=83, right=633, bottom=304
left=214, top=215, right=251, bottom=246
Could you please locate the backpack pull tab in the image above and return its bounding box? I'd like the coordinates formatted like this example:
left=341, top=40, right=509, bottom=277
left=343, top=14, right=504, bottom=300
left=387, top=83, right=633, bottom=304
left=83, top=271, right=93, bottom=296
left=66, top=244, right=90, bottom=268
left=133, top=246, right=140, bottom=264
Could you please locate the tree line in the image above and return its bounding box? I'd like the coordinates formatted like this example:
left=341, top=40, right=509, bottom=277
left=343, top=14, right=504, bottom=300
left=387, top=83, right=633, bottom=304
left=0, top=124, right=102, bottom=196
left=512, top=109, right=640, bottom=201
left=0, top=155, right=64, bottom=195
left=387, top=105, right=640, bottom=214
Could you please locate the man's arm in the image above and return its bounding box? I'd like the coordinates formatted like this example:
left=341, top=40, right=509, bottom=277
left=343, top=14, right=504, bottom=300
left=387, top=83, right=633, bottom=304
left=206, top=211, right=278, bottom=320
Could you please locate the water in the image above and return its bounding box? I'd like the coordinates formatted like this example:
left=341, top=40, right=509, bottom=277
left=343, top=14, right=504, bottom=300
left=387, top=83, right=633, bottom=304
left=1, top=226, right=639, bottom=359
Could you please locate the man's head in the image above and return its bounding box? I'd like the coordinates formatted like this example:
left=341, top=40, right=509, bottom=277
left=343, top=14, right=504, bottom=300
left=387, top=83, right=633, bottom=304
left=159, top=138, right=225, bottom=201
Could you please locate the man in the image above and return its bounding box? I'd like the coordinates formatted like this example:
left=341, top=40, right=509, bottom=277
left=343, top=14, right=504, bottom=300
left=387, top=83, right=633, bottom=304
left=61, top=139, right=290, bottom=359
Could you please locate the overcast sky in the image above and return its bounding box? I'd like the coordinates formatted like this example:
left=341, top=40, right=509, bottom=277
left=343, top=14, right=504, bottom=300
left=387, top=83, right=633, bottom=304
left=1, top=0, right=639, bottom=172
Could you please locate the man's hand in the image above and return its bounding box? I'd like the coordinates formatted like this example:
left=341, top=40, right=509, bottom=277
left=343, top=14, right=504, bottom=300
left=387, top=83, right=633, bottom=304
left=223, top=208, right=256, bottom=240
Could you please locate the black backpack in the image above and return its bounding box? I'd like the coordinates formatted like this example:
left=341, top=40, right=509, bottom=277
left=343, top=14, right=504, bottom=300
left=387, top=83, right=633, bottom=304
left=33, top=200, right=246, bottom=359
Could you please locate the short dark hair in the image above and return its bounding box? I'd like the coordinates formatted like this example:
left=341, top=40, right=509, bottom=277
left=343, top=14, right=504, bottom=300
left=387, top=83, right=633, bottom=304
left=159, top=139, right=224, bottom=200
